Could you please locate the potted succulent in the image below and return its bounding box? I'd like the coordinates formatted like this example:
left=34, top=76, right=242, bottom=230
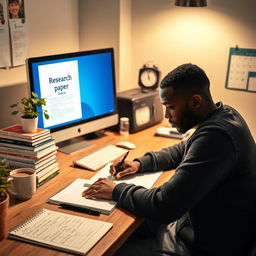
left=0, top=159, right=11, bottom=241
left=10, top=92, right=49, bottom=132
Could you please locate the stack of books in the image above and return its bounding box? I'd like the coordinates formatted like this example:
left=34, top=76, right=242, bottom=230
left=0, top=124, right=59, bottom=187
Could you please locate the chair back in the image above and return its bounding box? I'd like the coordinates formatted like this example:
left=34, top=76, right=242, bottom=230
left=248, top=240, right=256, bottom=256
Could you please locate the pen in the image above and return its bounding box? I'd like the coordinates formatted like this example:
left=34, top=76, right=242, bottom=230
left=115, top=151, right=129, bottom=174
left=59, top=203, right=100, bottom=216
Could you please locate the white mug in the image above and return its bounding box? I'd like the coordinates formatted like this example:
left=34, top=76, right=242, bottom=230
left=8, top=168, right=36, bottom=200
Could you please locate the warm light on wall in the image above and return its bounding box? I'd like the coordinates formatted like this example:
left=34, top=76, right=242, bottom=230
left=175, top=0, right=207, bottom=7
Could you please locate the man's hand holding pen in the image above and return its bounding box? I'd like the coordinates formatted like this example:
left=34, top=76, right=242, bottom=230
left=82, top=151, right=141, bottom=200
left=110, top=159, right=141, bottom=179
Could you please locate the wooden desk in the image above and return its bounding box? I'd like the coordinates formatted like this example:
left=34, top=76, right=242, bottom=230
left=0, top=124, right=178, bottom=256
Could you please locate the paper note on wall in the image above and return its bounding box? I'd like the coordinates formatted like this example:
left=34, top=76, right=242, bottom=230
left=8, top=0, right=28, bottom=66
left=0, top=0, right=11, bottom=68
left=9, top=18, right=28, bottom=66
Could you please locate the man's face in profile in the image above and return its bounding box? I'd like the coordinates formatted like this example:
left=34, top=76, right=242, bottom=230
left=160, top=86, right=197, bottom=133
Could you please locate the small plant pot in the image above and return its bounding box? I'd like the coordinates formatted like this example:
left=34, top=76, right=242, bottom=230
left=0, top=192, right=9, bottom=241
left=21, top=117, right=38, bottom=133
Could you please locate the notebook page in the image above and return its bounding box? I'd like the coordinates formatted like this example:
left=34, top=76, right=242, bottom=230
left=89, top=163, right=162, bottom=188
left=48, top=163, right=162, bottom=214
left=49, top=179, right=116, bottom=214
left=9, top=209, right=113, bottom=255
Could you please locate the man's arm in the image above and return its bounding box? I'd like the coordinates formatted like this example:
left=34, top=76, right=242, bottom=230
left=112, top=130, right=236, bottom=223
left=136, top=140, right=187, bottom=173
left=82, top=140, right=187, bottom=199
left=109, top=140, right=186, bottom=179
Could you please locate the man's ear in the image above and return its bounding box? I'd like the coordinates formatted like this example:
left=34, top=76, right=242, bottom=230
left=189, top=94, right=202, bottom=109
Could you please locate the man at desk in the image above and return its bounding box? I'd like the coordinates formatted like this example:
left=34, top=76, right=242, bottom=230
left=82, top=64, right=256, bottom=256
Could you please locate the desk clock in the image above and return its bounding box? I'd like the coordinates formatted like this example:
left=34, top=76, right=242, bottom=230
left=138, top=64, right=160, bottom=90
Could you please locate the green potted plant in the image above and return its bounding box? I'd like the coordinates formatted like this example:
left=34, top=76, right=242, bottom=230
left=10, top=92, right=49, bottom=132
left=0, top=159, right=11, bottom=241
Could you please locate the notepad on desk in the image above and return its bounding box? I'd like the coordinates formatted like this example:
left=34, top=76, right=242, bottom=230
left=9, top=209, right=113, bottom=256
left=49, top=178, right=117, bottom=215
left=48, top=163, right=163, bottom=215
left=155, top=127, right=186, bottom=139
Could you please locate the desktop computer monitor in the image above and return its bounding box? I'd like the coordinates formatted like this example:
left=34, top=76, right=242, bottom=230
left=26, top=48, right=118, bottom=154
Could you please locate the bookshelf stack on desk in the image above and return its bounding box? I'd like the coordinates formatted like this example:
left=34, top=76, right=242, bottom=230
left=0, top=124, right=59, bottom=187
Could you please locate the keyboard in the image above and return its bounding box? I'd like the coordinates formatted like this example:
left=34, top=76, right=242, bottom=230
left=73, top=144, right=128, bottom=171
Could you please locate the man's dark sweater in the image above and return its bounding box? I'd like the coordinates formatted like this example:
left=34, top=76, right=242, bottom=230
left=113, top=102, right=256, bottom=256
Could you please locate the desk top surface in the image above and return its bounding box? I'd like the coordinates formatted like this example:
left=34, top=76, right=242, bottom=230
left=0, top=123, right=178, bottom=256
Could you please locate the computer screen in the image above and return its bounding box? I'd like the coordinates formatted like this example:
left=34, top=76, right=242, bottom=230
left=26, top=48, right=118, bottom=153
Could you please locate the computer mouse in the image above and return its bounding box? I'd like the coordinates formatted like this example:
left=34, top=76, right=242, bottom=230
left=116, top=141, right=136, bottom=150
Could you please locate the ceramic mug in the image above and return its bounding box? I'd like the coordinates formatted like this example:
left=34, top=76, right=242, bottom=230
left=8, top=168, right=36, bottom=200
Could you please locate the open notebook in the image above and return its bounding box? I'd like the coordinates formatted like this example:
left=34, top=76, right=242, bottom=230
left=9, top=209, right=113, bottom=255
left=48, top=163, right=162, bottom=214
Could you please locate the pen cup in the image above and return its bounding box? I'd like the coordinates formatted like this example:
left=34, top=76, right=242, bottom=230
left=120, top=117, right=129, bottom=136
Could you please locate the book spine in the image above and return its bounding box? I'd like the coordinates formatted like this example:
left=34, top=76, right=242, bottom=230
left=0, top=138, right=35, bottom=146
left=0, top=134, right=52, bottom=143
left=0, top=124, right=50, bottom=137
left=0, top=130, right=50, bottom=140
left=34, top=158, right=57, bottom=172
left=0, top=143, right=56, bottom=156
left=3, top=156, right=57, bottom=169
left=36, top=171, right=59, bottom=187
left=0, top=150, right=39, bottom=160
left=6, top=161, right=34, bottom=169
left=0, top=141, right=55, bottom=152
left=0, top=142, right=35, bottom=151
left=34, top=143, right=56, bottom=153
left=34, top=141, right=55, bottom=152
left=0, top=146, right=35, bottom=156
left=35, top=151, right=57, bottom=164
left=37, top=168, right=59, bottom=184
left=0, top=147, right=57, bottom=160
left=0, top=137, right=53, bottom=148
left=36, top=162, right=59, bottom=178
left=0, top=154, right=36, bottom=163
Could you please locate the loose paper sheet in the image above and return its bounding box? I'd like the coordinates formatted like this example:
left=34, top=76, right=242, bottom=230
left=8, top=0, right=28, bottom=66
left=89, top=163, right=162, bottom=188
left=9, top=18, right=28, bottom=66
left=0, top=0, right=11, bottom=68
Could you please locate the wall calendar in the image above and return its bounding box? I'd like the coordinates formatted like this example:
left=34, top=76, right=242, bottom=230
left=225, top=47, right=256, bottom=93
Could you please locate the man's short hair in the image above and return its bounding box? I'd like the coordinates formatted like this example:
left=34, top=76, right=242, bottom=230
left=160, top=63, right=210, bottom=96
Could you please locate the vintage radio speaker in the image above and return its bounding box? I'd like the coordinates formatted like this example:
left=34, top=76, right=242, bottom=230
left=116, top=88, right=164, bottom=133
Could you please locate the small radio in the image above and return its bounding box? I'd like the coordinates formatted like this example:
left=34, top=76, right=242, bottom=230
left=116, top=88, right=164, bottom=133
